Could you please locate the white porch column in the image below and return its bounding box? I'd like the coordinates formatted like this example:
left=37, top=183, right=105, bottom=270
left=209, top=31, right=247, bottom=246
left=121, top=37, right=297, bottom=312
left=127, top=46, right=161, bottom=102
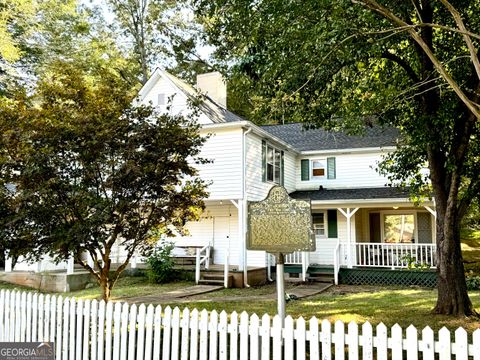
left=338, top=207, right=359, bottom=269
left=231, top=199, right=245, bottom=271
left=67, top=257, right=75, bottom=275
left=4, top=253, right=12, bottom=273
left=130, top=254, right=137, bottom=269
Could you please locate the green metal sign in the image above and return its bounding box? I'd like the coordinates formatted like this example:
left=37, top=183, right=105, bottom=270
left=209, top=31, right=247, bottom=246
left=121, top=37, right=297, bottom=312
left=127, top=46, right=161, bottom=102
left=247, top=186, right=315, bottom=253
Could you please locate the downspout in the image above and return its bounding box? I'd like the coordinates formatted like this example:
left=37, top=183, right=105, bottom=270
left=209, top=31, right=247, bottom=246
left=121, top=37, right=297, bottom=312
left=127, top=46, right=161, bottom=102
left=242, top=127, right=252, bottom=287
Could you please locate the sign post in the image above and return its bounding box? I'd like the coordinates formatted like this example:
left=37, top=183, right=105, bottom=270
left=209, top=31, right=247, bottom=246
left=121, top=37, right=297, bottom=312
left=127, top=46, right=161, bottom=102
left=247, top=186, right=315, bottom=325
left=275, top=253, right=286, bottom=322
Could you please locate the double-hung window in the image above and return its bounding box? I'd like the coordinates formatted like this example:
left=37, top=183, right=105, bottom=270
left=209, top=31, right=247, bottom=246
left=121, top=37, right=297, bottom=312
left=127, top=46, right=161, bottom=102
left=262, top=141, right=284, bottom=185
left=313, top=213, right=326, bottom=237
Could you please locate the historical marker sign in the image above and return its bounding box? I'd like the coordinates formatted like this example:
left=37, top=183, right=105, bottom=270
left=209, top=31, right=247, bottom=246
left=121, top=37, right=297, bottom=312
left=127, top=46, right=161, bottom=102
left=247, top=186, right=315, bottom=253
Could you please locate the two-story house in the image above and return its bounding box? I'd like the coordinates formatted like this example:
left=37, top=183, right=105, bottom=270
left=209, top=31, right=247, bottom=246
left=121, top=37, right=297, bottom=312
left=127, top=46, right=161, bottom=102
left=5, top=69, right=437, bottom=289
left=132, top=69, right=437, bottom=287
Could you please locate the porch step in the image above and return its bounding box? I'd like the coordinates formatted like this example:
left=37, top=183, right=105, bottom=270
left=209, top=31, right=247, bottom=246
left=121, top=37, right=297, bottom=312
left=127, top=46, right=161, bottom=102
left=199, top=273, right=233, bottom=287
left=307, top=271, right=335, bottom=284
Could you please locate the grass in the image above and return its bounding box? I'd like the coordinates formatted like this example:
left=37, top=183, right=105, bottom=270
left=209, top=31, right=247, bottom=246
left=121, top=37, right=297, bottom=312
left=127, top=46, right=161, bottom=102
left=161, top=285, right=480, bottom=333
left=0, top=276, right=193, bottom=301
left=2, top=277, right=479, bottom=333
left=461, top=228, right=480, bottom=275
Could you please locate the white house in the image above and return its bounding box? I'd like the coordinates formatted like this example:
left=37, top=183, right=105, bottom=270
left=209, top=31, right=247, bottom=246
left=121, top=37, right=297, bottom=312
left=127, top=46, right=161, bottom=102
left=133, top=69, right=437, bottom=286
left=5, top=69, right=437, bottom=289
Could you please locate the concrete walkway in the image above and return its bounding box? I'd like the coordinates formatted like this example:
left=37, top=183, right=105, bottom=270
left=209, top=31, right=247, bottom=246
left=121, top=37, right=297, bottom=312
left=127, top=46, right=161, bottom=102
left=123, top=284, right=223, bottom=304
left=121, top=282, right=332, bottom=305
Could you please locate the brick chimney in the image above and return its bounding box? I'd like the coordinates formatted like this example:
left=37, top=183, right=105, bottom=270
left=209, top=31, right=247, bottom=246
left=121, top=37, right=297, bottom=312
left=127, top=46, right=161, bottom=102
left=196, top=72, right=227, bottom=108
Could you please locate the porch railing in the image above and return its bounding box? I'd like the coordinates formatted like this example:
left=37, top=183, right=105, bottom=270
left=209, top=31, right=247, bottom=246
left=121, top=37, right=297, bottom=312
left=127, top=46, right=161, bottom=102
left=195, top=242, right=211, bottom=284
left=285, top=251, right=310, bottom=281
left=340, top=242, right=437, bottom=269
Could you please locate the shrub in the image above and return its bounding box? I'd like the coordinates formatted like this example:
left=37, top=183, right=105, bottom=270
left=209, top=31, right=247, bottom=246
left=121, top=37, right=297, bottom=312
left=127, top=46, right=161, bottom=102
left=146, top=241, right=176, bottom=283
left=466, top=275, right=480, bottom=290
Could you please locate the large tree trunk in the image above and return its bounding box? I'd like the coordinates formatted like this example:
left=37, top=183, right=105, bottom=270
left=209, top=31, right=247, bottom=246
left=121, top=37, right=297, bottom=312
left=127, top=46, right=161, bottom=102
left=434, top=211, right=474, bottom=315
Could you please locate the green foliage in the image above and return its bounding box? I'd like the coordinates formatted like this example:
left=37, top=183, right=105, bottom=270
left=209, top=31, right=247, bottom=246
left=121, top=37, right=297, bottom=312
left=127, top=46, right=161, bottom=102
left=466, top=276, right=480, bottom=291
left=0, top=59, right=208, bottom=300
left=401, top=254, right=431, bottom=271
left=146, top=241, right=176, bottom=284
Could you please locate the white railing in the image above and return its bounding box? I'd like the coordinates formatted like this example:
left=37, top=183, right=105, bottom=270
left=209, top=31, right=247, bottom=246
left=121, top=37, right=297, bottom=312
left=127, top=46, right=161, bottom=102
left=195, top=242, right=211, bottom=284
left=285, top=251, right=302, bottom=264
left=285, top=251, right=310, bottom=281
left=339, top=242, right=437, bottom=269
left=1, top=289, right=480, bottom=360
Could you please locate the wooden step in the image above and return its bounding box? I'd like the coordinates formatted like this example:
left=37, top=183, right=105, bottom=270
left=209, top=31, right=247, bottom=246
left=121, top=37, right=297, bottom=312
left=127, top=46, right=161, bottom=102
left=307, top=271, right=334, bottom=284
left=200, top=273, right=233, bottom=287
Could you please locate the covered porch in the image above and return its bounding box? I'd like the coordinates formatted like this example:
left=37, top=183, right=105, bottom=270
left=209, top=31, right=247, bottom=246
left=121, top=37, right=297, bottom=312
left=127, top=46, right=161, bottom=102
left=287, top=187, right=437, bottom=284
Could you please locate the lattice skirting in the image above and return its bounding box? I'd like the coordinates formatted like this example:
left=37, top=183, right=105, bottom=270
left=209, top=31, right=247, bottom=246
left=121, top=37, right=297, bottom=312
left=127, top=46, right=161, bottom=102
left=339, top=268, right=437, bottom=287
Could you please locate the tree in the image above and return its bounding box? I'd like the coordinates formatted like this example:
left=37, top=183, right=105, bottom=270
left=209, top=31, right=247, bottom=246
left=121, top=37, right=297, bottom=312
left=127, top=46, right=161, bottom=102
left=107, top=0, right=213, bottom=84
left=194, top=0, right=480, bottom=315
left=0, top=62, right=208, bottom=300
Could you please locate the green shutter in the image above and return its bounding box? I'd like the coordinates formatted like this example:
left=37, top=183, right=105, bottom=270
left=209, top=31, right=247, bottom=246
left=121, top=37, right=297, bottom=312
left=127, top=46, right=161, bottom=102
left=301, top=159, right=310, bottom=181
left=262, top=140, right=267, bottom=182
left=327, top=157, right=336, bottom=179
left=280, top=151, right=285, bottom=185
left=327, top=209, right=338, bottom=238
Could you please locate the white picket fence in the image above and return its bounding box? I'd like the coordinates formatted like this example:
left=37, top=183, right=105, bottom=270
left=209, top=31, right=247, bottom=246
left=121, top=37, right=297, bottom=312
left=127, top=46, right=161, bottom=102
left=1, top=289, right=480, bottom=360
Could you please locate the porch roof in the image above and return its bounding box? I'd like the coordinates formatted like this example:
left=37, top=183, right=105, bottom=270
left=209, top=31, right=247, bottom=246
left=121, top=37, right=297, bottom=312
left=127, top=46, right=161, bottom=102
left=289, top=187, right=412, bottom=202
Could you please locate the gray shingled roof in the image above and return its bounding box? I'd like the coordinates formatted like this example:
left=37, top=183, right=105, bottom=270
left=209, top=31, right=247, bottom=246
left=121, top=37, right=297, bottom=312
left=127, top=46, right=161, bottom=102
left=289, top=187, right=410, bottom=201
left=162, top=71, right=244, bottom=124
left=261, top=123, right=399, bottom=151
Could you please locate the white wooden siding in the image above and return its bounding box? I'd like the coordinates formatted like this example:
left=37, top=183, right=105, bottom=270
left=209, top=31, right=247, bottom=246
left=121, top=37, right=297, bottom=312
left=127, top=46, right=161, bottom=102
left=296, top=151, right=391, bottom=190
left=140, top=75, right=213, bottom=124
left=245, top=133, right=296, bottom=202
left=197, top=128, right=243, bottom=200
left=174, top=204, right=241, bottom=266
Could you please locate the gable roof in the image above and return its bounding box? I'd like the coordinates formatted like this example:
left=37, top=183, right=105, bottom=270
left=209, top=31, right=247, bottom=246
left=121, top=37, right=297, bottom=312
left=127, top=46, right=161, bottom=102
left=140, top=69, right=244, bottom=124
left=260, top=123, right=399, bottom=151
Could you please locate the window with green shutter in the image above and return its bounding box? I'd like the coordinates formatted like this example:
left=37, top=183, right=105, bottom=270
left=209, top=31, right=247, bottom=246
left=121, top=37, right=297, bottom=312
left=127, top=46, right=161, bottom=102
left=301, top=159, right=310, bottom=181
left=327, top=209, right=338, bottom=238
left=327, top=157, right=336, bottom=179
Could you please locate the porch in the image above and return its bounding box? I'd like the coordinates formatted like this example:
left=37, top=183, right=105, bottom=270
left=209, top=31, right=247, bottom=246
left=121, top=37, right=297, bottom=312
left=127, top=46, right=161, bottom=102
left=273, top=241, right=437, bottom=285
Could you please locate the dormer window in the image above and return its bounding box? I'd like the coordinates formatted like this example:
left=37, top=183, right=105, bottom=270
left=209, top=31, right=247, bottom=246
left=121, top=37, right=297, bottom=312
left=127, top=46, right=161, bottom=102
left=157, top=93, right=165, bottom=106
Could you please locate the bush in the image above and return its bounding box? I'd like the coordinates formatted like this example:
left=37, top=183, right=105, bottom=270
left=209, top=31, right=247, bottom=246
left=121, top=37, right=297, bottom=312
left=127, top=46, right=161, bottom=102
left=466, top=275, right=480, bottom=290
left=146, top=241, right=176, bottom=283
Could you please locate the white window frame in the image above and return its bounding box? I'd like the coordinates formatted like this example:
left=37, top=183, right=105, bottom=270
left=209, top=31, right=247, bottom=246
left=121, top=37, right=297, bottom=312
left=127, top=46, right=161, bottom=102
left=311, top=159, right=326, bottom=179
left=312, top=211, right=327, bottom=238
left=266, top=144, right=282, bottom=184
left=379, top=210, right=418, bottom=244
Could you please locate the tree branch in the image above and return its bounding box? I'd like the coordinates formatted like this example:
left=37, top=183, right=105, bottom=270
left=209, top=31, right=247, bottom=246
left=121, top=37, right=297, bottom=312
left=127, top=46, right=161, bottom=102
left=382, top=51, right=420, bottom=83
left=352, top=0, right=480, bottom=119
left=438, top=0, right=480, bottom=83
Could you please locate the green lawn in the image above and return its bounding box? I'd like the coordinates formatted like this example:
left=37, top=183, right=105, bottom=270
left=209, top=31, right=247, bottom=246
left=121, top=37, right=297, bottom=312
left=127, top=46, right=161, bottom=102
left=461, top=228, right=480, bottom=275
left=1, top=277, right=479, bottom=333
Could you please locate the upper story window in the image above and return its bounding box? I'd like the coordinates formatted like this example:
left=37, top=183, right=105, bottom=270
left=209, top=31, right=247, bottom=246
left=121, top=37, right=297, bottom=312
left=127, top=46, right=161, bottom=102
left=157, top=93, right=165, bottom=106
left=301, top=157, right=336, bottom=181
left=312, top=159, right=326, bottom=178
left=262, top=140, right=284, bottom=185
